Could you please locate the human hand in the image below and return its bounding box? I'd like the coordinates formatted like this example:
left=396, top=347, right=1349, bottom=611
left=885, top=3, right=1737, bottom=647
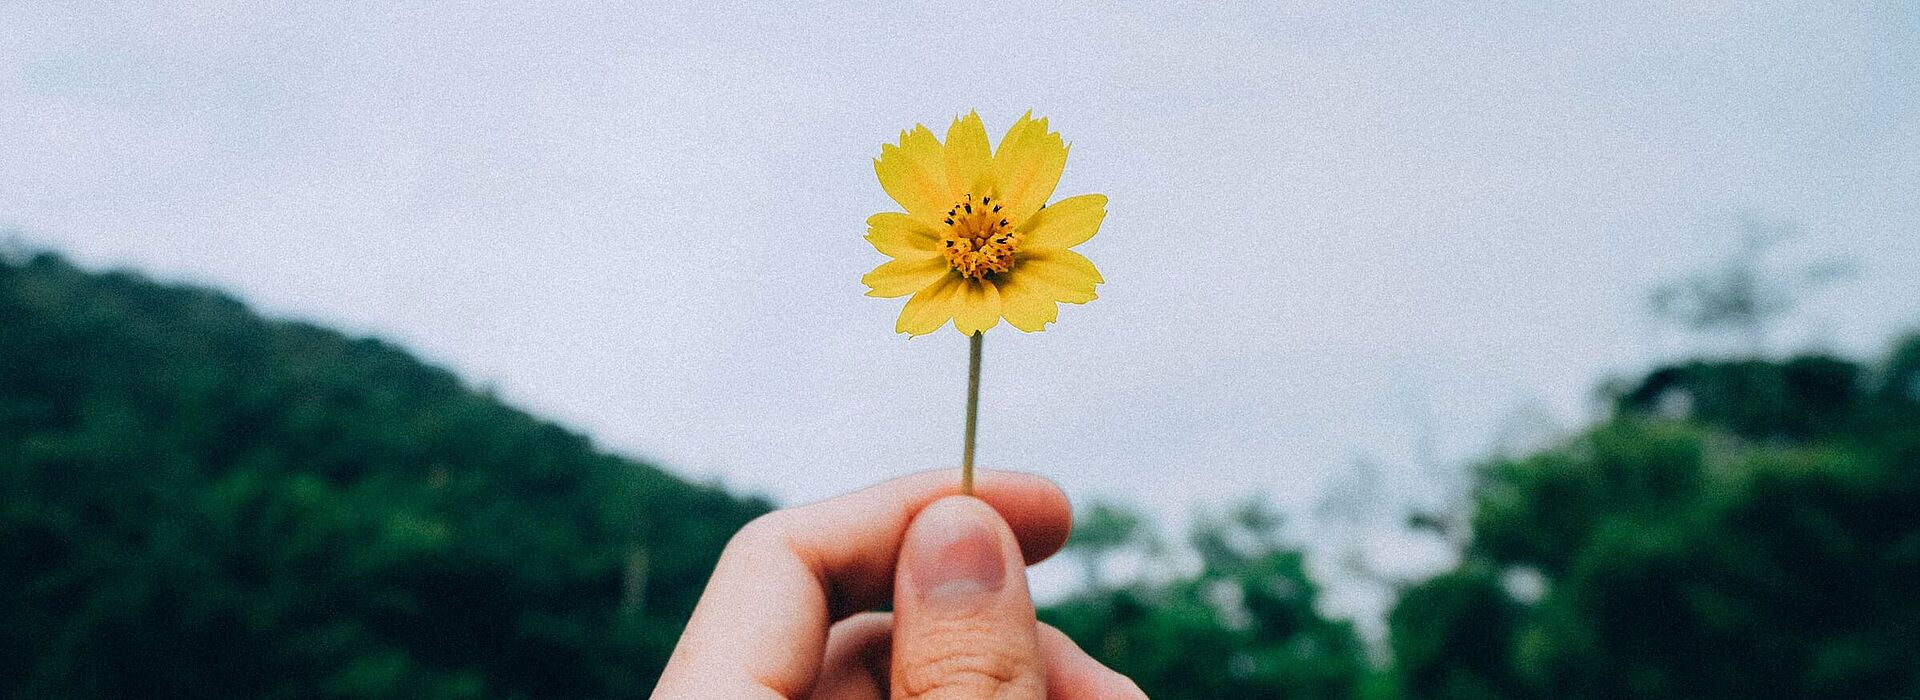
left=653, top=469, right=1146, bottom=699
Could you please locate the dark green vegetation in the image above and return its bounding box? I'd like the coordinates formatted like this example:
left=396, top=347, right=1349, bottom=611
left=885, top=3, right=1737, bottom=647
left=1, top=251, right=769, bottom=698
left=1035, top=340, right=1920, bottom=697
left=1388, top=345, right=1920, bottom=699
left=1043, top=500, right=1373, bottom=699
left=5, top=248, right=1917, bottom=698
left=1043, top=340, right=1920, bottom=699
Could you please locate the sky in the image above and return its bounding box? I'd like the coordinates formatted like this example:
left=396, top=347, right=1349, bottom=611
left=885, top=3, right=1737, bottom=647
left=5, top=2, right=1919, bottom=613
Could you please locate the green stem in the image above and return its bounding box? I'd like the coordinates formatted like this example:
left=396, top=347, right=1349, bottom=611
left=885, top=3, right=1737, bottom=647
left=962, top=331, right=983, bottom=496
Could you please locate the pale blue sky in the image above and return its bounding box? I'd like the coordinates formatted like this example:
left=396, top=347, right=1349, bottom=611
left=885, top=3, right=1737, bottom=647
left=5, top=1, right=1918, bottom=609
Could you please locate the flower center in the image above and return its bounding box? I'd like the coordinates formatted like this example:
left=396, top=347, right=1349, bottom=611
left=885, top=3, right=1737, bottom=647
left=940, top=193, right=1021, bottom=279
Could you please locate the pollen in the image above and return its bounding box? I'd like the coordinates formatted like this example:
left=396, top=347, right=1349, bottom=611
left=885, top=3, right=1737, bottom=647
left=941, top=193, right=1021, bottom=279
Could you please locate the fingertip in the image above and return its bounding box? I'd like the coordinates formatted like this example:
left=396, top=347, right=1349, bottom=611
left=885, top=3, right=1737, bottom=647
left=899, top=496, right=1019, bottom=613
left=816, top=612, right=893, bottom=698
left=972, top=468, right=1074, bottom=565
left=890, top=495, right=1046, bottom=698
left=827, top=611, right=895, bottom=650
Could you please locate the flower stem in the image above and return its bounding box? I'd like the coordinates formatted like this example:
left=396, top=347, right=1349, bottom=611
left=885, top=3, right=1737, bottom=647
left=962, top=331, right=983, bottom=496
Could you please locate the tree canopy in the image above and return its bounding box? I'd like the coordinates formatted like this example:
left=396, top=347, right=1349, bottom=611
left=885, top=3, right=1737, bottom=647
left=1393, top=339, right=1920, bottom=699
left=1, top=250, right=769, bottom=698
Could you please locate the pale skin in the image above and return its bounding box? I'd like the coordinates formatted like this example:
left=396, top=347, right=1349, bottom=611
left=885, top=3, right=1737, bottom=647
left=654, top=469, right=1147, bottom=699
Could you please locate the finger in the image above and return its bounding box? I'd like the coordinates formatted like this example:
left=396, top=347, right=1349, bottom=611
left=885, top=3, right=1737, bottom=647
left=816, top=612, right=1145, bottom=700
left=655, top=469, right=1070, bottom=698
left=809, top=613, right=892, bottom=700
left=890, top=496, right=1045, bottom=699
left=1036, top=624, right=1148, bottom=700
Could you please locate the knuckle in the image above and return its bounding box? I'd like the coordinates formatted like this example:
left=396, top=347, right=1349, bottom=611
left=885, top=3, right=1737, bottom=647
left=898, top=643, right=1039, bottom=699
left=716, top=512, right=810, bottom=571
left=726, top=511, right=794, bottom=553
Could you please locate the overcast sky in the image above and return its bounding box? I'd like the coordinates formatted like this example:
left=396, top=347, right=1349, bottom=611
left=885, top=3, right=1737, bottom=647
left=6, top=2, right=1918, bottom=608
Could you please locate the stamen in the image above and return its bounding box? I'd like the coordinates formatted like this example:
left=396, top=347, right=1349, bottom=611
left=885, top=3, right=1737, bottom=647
left=939, top=191, right=1022, bottom=279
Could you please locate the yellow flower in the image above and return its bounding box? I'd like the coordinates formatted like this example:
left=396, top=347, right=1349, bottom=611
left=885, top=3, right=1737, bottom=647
left=862, top=111, right=1106, bottom=336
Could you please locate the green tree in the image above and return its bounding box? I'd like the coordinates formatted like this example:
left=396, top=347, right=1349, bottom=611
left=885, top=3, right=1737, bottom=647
left=1044, top=499, right=1369, bottom=699
left=1389, top=567, right=1523, bottom=700
left=1062, top=500, right=1148, bottom=590
left=1391, top=338, right=1920, bottom=699
left=0, top=250, right=770, bottom=698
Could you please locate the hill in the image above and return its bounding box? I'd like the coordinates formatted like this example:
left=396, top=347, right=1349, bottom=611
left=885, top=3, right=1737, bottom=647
left=0, top=249, right=769, bottom=699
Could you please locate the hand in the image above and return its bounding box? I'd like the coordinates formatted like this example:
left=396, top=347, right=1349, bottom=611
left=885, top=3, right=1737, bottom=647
left=654, top=469, right=1146, bottom=699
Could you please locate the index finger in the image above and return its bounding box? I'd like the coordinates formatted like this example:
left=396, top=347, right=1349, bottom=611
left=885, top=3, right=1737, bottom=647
left=652, top=468, right=1072, bottom=699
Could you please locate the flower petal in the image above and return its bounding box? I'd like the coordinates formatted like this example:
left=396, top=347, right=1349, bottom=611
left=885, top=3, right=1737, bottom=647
left=862, top=255, right=950, bottom=298
left=1012, top=248, right=1102, bottom=304
left=951, top=277, right=1002, bottom=335
left=993, top=113, right=1068, bottom=225
left=866, top=212, right=942, bottom=258
left=944, top=111, right=994, bottom=199
left=996, top=273, right=1060, bottom=332
left=1020, top=193, right=1107, bottom=251
left=896, top=273, right=964, bottom=336
left=874, top=124, right=950, bottom=223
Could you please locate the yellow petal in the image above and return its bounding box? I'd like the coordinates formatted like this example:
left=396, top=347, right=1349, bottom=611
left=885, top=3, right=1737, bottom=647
left=862, top=255, right=950, bottom=298
left=951, top=277, right=1002, bottom=335
left=866, top=212, right=941, bottom=258
left=896, top=273, right=964, bottom=336
left=996, top=111, right=1034, bottom=163
left=992, top=113, right=1067, bottom=225
left=874, top=124, right=950, bottom=223
left=1012, top=248, right=1102, bottom=304
left=944, top=111, right=993, bottom=199
left=996, top=273, right=1060, bottom=332
left=1020, top=193, right=1107, bottom=250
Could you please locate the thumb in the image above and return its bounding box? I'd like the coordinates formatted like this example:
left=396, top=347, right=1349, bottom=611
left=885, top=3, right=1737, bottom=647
left=890, top=496, right=1046, bottom=699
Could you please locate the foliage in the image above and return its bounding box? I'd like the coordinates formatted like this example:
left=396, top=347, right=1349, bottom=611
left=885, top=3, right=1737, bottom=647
left=1646, top=217, right=1854, bottom=356
left=1060, top=499, right=1147, bottom=589
left=0, top=251, right=770, bottom=699
left=1387, top=566, right=1522, bottom=700
left=1042, top=500, right=1372, bottom=699
left=1392, top=339, right=1920, bottom=699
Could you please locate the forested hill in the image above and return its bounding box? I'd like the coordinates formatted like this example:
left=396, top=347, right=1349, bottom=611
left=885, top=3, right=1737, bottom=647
left=0, top=249, right=770, bottom=699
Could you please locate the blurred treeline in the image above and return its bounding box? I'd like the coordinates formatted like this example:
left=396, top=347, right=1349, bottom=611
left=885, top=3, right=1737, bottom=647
left=4, top=248, right=1918, bottom=698
left=1, top=250, right=769, bottom=698
left=1046, top=342, right=1920, bottom=699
